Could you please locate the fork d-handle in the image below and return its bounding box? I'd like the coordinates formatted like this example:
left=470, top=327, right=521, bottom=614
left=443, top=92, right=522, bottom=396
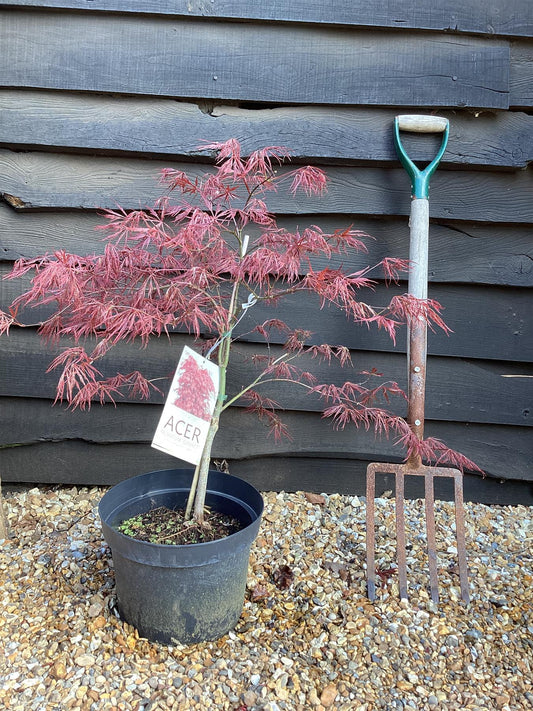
left=394, top=115, right=449, bottom=452
left=394, top=115, right=449, bottom=200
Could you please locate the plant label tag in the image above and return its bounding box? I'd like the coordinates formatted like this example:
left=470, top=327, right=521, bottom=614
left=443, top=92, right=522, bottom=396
left=151, top=346, right=219, bottom=465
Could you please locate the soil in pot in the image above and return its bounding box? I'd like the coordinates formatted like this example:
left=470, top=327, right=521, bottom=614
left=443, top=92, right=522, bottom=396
left=117, top=506, right=243, bottom=545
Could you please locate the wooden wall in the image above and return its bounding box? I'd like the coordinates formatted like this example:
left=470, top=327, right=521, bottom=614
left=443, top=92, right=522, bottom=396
left=0, top=1, right=532, bottom=502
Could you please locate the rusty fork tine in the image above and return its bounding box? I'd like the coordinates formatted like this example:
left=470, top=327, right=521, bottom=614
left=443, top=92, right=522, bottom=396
left=453, top=471, right=470, bottom=604
left=366, top=464, right=377, bottom=601
left=395, top=470, right=408, bottom=600
left=424, top=471, right=439, bottom=604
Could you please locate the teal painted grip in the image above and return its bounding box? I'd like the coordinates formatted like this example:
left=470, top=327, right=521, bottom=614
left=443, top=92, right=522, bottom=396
left=393, top=118, right=449, bottom=199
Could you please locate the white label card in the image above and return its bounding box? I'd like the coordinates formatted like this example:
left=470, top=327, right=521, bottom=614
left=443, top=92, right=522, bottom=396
left=151, top=346, right=220, bottom=465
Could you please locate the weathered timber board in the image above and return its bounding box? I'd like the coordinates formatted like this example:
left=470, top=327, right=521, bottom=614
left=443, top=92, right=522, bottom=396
left=2, top=329, right=531, bottom=426
left=226, top=458, right=533, bottom=506
left=2, top=91, right=531, bottom=169
left=0, top=11, right=510, bottom=108
left=2, top=151, right=533, bottom=224
left=2, top=273, right=531, bottom=363
left=229, top=285, right=533, bottom=364
left=510, top=41, right=533, bottom=108
left=1, top=0, right=531, bottom=39
left=3, top=444, right=532, bottom=505
left=2, top=205, right=532, bottom=288
left=0, top=398, right=530, bottom=482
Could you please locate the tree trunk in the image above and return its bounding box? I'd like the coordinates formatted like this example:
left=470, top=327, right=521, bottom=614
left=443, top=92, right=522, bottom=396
left=193, top=414, right=220, bottom=523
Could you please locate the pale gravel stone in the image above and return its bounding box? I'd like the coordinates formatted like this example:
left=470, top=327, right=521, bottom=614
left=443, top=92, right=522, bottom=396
left=0, top=486, right=532, bottom=710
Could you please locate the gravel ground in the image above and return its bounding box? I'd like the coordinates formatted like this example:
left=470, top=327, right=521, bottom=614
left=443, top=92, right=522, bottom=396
left=0, top=485, right=532, bottom=711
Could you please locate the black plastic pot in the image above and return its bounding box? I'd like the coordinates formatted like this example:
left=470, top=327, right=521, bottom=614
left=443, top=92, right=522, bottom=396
left=98, top=468, right=263, bottom=645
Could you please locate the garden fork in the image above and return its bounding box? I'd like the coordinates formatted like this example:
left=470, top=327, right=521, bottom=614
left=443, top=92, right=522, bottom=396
left=366, top=115, right=469, bottom=604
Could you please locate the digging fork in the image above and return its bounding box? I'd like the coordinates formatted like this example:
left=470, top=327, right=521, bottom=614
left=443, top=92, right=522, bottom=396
left=366, top=115, right=469, bottom=605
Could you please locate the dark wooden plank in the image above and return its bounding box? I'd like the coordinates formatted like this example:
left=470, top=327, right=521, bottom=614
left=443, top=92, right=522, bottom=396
left=2, top=329, right=532, bottom=426
left=3, top=151, right=533, bottom=224
left=229, top=458, right=533, bottom=505
left=228, top=284, right=533, bottom=364
left=2, top=271, right=532, bottom=363
left=2, top=205, right=532, bottom=287
left=3, top=444, right=533, bottom=505
left=1, top=0, right=532, bottom=39
left=0, top=10, right=510, bottom=108
left=0, top=204, right=102, bottom=261
left=510, top=41, right=533, bottom=108
left=2, top=91, right=531, bottom=169
left=0, top=398, right=530, bottom=482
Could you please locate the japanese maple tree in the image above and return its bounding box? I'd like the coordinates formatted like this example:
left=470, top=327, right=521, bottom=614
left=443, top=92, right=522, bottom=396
left=0, top=139, right=478, bottom=525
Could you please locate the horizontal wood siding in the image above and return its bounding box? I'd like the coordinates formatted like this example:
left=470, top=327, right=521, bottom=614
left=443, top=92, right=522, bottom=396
left=2, top=330, right=531, bottom=427
left=3, top=151, right=533, bottom=223
left=3, top=92, right=533, bottom=169
left=510, top=41, right=533, bottom=108
left=2, top=205, right=531, bottom=288
left=2, top=1, right=532, bottom=39
left=3, top=442, right=532, bottom=505
left=2, top=275, right=531, bottom=363
left=0, top=2, right=531, bottom=495
left=0, top=398, right=530, bottom=488
left=0, top=10, right=510, bottom=108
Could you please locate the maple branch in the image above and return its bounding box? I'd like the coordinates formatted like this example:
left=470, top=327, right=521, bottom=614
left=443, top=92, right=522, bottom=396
left=221, top=354, right=297, bottom=411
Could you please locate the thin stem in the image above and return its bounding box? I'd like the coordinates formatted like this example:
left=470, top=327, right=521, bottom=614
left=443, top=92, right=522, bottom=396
left=184, top=461, right=201, bottom=519
left=221, top=356, right=305, bottom=411
left=184, top=281, right=240, bottom=522
left=192, top=410, right=221, bottom=522
left=190, top=275, right=243, bottom=522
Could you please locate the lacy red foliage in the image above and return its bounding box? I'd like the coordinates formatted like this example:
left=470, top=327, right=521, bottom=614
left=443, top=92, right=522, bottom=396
left=1, top=139, right=478, bottom=475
